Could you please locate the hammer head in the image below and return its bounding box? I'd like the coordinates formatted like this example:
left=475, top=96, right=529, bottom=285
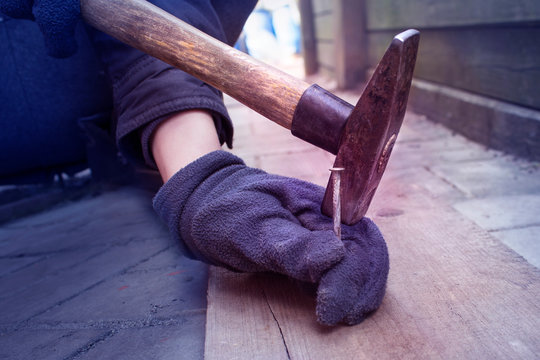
left=321, top=29, right=420, bottom=225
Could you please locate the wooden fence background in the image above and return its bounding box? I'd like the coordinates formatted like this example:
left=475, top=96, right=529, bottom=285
left=299, top=0, right=540, bottom=160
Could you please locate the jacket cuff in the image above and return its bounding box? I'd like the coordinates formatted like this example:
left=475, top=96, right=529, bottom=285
left=112, top=55, right=233, bottom=166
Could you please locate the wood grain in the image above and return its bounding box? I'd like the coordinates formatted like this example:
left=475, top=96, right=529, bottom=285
left=80, top=0, right=310, bottom=129
left=204, top=268, right=290, bottom=360
left=205, top=169, right=540, bottom=359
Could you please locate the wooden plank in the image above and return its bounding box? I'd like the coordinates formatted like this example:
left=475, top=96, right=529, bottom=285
left=205, top=170, right=540, bottom=359
left=368, top=27, right=540, bottom=109
left=366, top=0, right=540, bottom=30
left=204, top=268, right=289, bottom=360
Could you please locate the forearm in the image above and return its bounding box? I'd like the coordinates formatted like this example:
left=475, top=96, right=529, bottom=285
left=151, top=110, right=221, bottom=182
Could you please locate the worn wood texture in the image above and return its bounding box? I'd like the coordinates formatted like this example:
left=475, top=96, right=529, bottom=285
left=205, top=175, right=540, bottom=359
left=368, top=27, right=540, bottom=109
left=366, top=0, right=540, bottom=30
left=81, top=0, right=310, bottom=129
left=204, top=268, right=290, bottom=360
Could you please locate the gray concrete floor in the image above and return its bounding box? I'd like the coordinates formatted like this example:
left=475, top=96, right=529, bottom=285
left=0, top=188, right=209, bottom=359
left=1, top=88, right=539, bottom=359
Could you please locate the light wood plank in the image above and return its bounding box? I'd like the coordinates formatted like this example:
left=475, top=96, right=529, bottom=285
left=205, top=172, right=540, bottom=359
left=204, top=268, right=289, bottom=360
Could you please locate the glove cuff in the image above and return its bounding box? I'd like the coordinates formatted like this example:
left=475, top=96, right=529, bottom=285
left=153, top=150, right=245, bottom=259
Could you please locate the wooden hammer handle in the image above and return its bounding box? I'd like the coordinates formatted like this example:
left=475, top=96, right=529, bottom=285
left=80, top=0, right=310, bottom=129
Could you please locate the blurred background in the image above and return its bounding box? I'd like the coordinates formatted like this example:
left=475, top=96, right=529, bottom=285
left=240, top=0, right=539, bottom=162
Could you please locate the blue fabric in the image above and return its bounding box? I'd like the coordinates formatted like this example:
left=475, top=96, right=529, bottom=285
left=153, top=150, right=389, bottom=326
left=0, top=0, right=257, bottom=180
left=0, top=0, right=80, bottom=58
left=0, top=18, right=112, bottom=181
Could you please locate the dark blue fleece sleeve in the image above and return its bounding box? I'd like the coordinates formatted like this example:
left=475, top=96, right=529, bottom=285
left=86, top=0, right=257, bottom=167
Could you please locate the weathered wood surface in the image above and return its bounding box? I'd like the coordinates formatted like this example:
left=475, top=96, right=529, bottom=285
left=81, top=0, right=310, bottom=130
left=205, top=171, right=540, bottom=359
left=368, top=27, right=540, bottom=109
left=366, top=0, right=540, bottom=30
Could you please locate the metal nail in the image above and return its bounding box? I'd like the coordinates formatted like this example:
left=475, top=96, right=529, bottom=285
left=329, top=167, right=345, bottom=239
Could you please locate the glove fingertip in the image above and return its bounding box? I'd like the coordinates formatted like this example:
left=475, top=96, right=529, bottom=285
left=315, top=289, right=344, bottom=326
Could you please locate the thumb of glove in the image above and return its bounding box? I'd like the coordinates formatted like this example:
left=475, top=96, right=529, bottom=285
left=34, top=0, right=81, bottom=58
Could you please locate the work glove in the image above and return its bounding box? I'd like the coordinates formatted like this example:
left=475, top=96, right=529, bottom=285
left=0, top=0, right=81, bottom=57
left=153, top=150, right=389, bottom=325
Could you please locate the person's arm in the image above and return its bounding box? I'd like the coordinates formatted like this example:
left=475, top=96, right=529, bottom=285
left=151, top=110, right=221, bottom=182
left=84, top=0, right=258, bottom=168
left=3, top=0, right=389, bottom=326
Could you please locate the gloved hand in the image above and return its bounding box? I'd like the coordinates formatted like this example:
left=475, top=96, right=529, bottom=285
left=0, top=0, right=80, bottom=57
left=153, top=150, right=389, bottom=325
left=315, top=218, right=389, bottom=325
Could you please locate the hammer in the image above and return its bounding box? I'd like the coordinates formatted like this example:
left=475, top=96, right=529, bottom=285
left=81, top=0, right=419, bottom=226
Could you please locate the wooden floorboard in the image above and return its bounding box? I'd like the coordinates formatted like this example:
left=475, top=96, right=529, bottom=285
left=205, top=175, right=540, bottom=359
left=206, top=96, right=539, bottom=359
